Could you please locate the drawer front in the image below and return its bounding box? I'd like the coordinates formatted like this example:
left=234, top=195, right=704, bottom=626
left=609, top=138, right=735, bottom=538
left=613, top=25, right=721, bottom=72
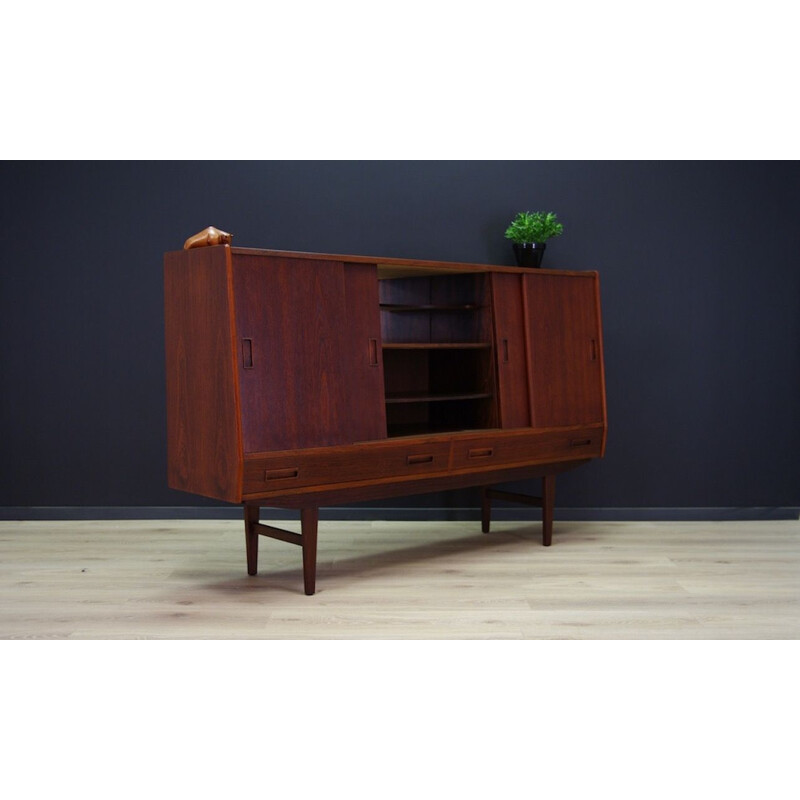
left=450, top=426, right=603, bottom=470
left=243, top=440, right=451, bottom=495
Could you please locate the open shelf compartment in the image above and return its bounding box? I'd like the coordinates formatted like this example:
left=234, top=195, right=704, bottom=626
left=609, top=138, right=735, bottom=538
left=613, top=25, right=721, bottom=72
left=378, top=273, right=499, bottom=437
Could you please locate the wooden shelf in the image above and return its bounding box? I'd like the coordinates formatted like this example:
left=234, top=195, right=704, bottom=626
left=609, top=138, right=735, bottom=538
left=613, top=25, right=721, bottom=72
left=385, top=391, right=493, bottom=405
left=382, top=342, right=491, bottom=350
left=380, top=303, right=480, bottom=312
left=386, top=423, right=492, bottom=438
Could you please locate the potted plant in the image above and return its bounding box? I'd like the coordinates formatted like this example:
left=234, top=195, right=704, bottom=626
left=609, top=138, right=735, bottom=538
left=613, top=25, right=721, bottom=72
left=504, top=211, right=563, bottom=268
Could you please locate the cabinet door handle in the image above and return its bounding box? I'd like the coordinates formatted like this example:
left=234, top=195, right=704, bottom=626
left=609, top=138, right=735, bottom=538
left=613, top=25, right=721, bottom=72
left=501, top=338, right=509, bottom=363
left=406, top=454, right=434, bottom=465
left=368, top=337, right=378, bottom=366
left=468, top=447, right=494, bottom=459
left=590, top=338, right=598, bottom=361
left=242, top=338, right=254, bottom=369
left=569, top=438, right=592, bottom=448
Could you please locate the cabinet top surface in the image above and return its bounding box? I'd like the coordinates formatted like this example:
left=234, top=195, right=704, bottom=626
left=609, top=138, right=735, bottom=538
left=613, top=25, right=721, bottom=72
left=206, top=246, right=597, bottom=278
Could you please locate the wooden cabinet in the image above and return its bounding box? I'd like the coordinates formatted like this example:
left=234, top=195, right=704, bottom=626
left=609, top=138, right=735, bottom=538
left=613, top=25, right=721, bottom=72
left=164, top=245, right=607, bottom=594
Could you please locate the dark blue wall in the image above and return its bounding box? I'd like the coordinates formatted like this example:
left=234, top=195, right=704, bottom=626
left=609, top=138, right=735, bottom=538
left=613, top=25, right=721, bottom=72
left=2, top=161, right=798, bottom=514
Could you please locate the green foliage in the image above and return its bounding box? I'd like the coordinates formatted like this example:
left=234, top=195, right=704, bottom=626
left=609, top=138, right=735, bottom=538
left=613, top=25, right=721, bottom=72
left=504, top=211, right=564, bottom=244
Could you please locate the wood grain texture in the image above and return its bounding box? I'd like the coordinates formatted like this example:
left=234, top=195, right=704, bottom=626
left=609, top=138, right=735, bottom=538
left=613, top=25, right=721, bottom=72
left=231, top=255, right=350, bottom=452
left=342, top=263, right=387, bottom=441
left=241, top=426, right=600, bottom=504
left=240, top=458, right=591, bottom=508
left=2, top=519, right=797, bottom=639
left=229, top=246, right=594, bottom=277
left=524, top=273, right=605, bottom=428
left=593, top=273, right=609, bottom=456
left=243, top=438, right=453, bottom=494
left=490, top=272, right=531, bottom=429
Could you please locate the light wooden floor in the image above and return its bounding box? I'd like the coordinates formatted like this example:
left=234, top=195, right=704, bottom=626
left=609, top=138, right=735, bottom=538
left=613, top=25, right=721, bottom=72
left=1, top=518, right=798, bottom=639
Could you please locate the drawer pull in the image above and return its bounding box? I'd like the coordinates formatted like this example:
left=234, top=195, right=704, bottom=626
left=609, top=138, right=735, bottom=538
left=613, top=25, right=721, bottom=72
left=468, top=447, right=494, bottom=459
left=406, top=454, right=434, bottom=465
left=265, top=468, right=299, bottom=480
left=569, top=438, right=592, bottom=447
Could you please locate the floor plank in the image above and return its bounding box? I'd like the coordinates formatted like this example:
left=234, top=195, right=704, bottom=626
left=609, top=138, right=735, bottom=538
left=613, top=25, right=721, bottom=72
left=0, top=518, right=798, bottom=639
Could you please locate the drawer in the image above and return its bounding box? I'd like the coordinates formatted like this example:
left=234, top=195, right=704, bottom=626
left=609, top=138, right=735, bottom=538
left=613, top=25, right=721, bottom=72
left=243, top=440, right=451, bottom=496
left=450, top=426, right=603, bottom=470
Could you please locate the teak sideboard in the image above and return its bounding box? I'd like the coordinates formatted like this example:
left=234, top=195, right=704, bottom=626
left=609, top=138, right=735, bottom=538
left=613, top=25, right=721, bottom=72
left=164, top=245, right=607, bottom=594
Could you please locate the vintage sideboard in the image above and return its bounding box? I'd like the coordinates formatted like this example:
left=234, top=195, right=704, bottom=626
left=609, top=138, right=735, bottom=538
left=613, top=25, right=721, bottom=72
left=164, top=243, right=607, bottom=594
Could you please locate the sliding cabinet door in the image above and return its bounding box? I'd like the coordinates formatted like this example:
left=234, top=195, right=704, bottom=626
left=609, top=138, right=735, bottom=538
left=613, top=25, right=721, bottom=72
left=524, top=273, right=605, bottom=428
left=232, top=255, right=386, bottom=453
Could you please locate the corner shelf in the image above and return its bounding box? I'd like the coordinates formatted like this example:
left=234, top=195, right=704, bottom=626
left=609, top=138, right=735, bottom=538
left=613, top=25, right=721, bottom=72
left=385, top=391, right=494, bottom=405
left=380, top=303, right=481, bottom=313
left=382, top=342, right=491, bottom=350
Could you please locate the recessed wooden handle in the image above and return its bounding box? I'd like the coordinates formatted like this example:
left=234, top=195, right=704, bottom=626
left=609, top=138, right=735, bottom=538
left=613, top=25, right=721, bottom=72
left=569, top=438, right=592, bottom=448
left=265, top=468, right=299, bottom=480
left=590, top=339, right=598, bottom=361
left=406, top=454, right=434, bottom=465
left=368, top=338, right=378, bottom=366
left=468, top=447, right=494, bottom=459
left=242, top=338, right=253, bottom=369
left=501, top=338, right=509, bottom=363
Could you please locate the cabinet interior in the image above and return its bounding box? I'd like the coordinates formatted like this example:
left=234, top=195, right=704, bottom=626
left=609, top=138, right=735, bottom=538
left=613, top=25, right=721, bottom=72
left=379, top=274, right=498, bottom=437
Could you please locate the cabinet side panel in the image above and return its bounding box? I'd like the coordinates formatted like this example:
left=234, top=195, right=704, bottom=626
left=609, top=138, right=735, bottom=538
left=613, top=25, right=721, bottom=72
left=342, top=263, right=388, bottom=441
left=164, top=247, right=242, bottom=502
left=593, top=272, right=608, bottom=454
left=490, top=273, right=531, bottom=428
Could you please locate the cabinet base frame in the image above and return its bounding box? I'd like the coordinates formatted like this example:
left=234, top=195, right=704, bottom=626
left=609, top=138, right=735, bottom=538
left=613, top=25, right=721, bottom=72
left=243, top=473, right=557, bottom=595
left=481, top=474, right=555, bottom=546
left=244, top=504, right=319, bottom=595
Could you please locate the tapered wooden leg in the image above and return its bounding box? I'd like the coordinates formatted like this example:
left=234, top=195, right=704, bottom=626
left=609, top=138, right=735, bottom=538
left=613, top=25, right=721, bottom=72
left=542, top=474, right=555, bottom=547
left=480, top=487, right=491, bottom=533
left=301, top=507, right=319, bottom=596
left=244, top=504, right=260, bottom=575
